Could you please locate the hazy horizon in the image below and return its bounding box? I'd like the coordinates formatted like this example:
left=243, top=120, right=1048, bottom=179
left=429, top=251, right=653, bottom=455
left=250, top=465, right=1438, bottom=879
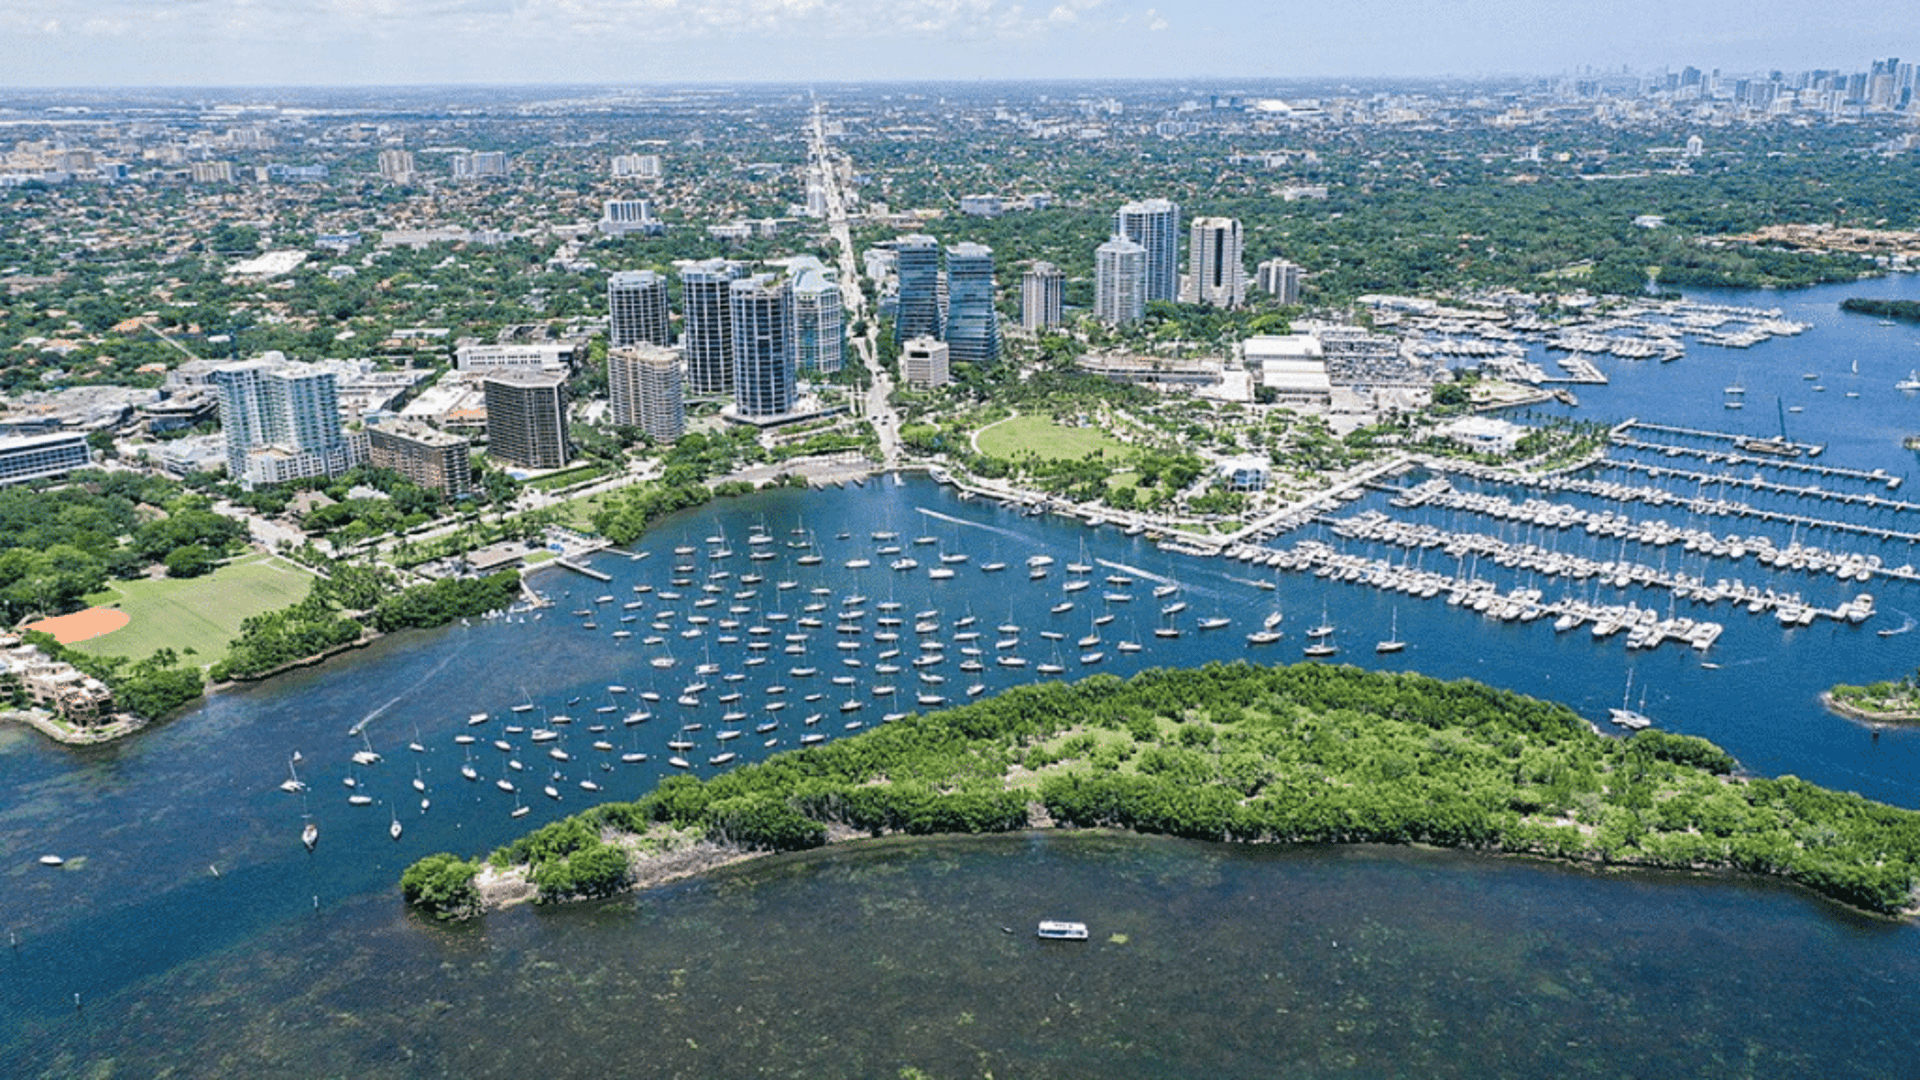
left=0, top=0, right=1911, bottom=89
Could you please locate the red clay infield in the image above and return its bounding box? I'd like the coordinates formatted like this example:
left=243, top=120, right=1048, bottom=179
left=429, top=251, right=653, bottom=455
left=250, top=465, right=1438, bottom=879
left=24, top=607, right=131, bottom=645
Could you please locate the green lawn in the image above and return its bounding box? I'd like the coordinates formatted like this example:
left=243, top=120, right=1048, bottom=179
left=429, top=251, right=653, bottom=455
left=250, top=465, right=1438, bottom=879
left=551, top=492, right=613, bottom=532
left=974, top=414, right=1135, bottom=463
left=74, top=552, right=317, bottom=665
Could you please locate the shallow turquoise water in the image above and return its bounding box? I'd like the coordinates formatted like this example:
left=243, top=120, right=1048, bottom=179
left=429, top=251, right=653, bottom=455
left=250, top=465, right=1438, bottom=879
left=11, top=834, right=1918, bottom=1079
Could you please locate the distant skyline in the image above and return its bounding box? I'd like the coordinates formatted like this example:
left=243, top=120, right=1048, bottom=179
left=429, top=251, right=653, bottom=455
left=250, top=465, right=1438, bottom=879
left=0, top=0, right=1912, bottom=88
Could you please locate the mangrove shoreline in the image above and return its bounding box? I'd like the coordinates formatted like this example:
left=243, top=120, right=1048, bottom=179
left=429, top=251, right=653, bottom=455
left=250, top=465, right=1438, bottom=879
left=406, top=663, right=1920, bottom=921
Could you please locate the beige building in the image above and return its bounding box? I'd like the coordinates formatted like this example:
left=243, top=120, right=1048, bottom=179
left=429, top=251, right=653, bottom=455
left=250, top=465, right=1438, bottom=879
left=3, top=638, right=115, bottom=725
left=608, top=344, right=685, bottom=443
left=367, top=419, right=473, bottom=499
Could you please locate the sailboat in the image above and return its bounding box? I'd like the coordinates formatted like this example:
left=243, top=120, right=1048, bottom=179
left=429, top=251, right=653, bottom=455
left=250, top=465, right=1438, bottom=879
left=389, top=806, right=403, bottom=841
left=1608, top=670, right=1654, bottom=730
left=280, top=755, right=307, bottom=794
left=1302, top=602, right=1337, bottom=656
left=1374, top=607, right=1406, bottom=654
left=1305, top=604, right=1335, bottom=640
left=301, top=818, right=318, bottom=851
left=1898, top=370, right=1920, bottom=392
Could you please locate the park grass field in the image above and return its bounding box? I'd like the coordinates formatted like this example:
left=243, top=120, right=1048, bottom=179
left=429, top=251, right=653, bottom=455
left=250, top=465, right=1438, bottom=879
left=553, top=491, right=613, bottom=532
left=72, top=552, right=317, bottom=664
left=973, top=414, right=1136, bottom=464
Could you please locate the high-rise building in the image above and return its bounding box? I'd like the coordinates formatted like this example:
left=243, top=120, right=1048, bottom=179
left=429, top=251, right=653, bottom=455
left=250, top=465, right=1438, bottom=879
left=210, top=353, right=352, bottom=488
left=1094, top=236, right=1148, bottom=326
left=791, top=260, right=845, bottom=375
left=893, top=234, right=943, bottom=344
left=901, top=337, right=950, bottom=390
left=452, top=151, right=509, bottom=179
left=482, top=371, right=570, bottom=470
left=599, top=199, right=661, bottom=235
left=608, top=270, right=671, bottom=348
left=189, top=161, right=234, bottom=184
left=679, top=259, right=742, bottom=395
left=1184, top=217, right=1245, bottom=308
left=608, top=344, right=685, bottom=443
left=1113, top=198, right=1181, bottom=304
left=367, top=419, right=473, bottom=499
left=1256, top=259, right=1303, bottom=304
left=610, top=153, right=662, bottom=179
left=943, top=242, right=1000, bottom=367
left=376, top=149, right=415, bottom=183
left=729, top=274, right=798, bottom=418
left=1021, top=262, right=1065, bottom=331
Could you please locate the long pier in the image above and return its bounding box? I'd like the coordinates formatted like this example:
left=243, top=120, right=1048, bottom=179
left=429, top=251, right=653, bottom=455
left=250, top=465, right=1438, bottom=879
left=1374, top=472, right=1920, bottom=572
left=554, top=558, right=612, bottom=582
left=1399, top=458, right=1920, bottom=548
left=1613, top=426, right=1898, bottom=487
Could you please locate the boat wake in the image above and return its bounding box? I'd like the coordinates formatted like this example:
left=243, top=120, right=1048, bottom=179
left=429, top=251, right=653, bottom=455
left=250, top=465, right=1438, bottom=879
left=913, top=506, right=1039, bottom=545
left=1096, top=558, right=1169, bottom=585
left=349, top=643, right=467, bottom=736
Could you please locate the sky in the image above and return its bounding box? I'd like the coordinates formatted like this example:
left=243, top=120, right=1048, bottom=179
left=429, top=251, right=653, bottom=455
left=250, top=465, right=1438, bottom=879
left=0, top=0, right=1911, bottom=87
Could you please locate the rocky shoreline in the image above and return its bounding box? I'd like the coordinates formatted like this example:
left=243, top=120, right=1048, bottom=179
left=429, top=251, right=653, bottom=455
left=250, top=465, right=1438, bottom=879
left=1, top=707, right=148, bottom=745
left=1819, top=689, right=1920, bottom=725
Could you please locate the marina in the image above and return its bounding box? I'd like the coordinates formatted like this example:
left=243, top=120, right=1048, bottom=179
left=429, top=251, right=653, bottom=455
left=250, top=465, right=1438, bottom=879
left=8, top=278, right=1920, bottom=1078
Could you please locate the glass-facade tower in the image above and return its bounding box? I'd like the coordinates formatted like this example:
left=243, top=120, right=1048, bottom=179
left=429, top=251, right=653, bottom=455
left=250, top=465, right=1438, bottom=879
left=680, top=259, right=742, bottom=395
left=608, top=270, right=671, bottom=348
left=1113, top=198, right=1181, bottom=305
left=729, top=273, right=797, bottom=418
left=893, top=234, right=943, bottom=345
left=943, top=242, right=999, bottom=367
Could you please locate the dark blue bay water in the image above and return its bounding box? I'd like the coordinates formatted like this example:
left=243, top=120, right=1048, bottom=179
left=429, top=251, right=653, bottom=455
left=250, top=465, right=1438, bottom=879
left=6, top=275, right=1920, bottom=1076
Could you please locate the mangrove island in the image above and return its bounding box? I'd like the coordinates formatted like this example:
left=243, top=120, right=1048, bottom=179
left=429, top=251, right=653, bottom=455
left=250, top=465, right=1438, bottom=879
left=404, top=663, right=1920, bottom=921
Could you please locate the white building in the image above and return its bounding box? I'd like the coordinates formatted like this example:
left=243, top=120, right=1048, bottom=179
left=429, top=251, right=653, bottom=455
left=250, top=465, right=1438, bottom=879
left=901, top=337, right=950, bottom=390
left=1242, top=335, right=1332, bottom=407
left=209, top=353, right=352, bottom=488
left=454, top=342, right=582, bottom=373
left=611, top=153, right=662, bottom=179
left=1256, top=259, right=1303, bottom=304
left=1022, top=262, right=1065, bottom=331
left=599, top=199, right=661, bottom=236
left=1183, top=216, right=1245, bottom=308
left=1438, top=416, right=1525, bottom=455
left=1094, top=236, right=1148, bottom=326
left=0, top=431, right=91, bottom=486
left=959, top=194, right=1003, bottom=217
left=452, top=151, right=509, bottom=179
left=1113, top=198, right=1181, bottom=304
left=1217, top=454, right=1270, bottom=492
left=788, top=258, right=845, bottom=375
left=376, top=148, right=414, bottom=183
